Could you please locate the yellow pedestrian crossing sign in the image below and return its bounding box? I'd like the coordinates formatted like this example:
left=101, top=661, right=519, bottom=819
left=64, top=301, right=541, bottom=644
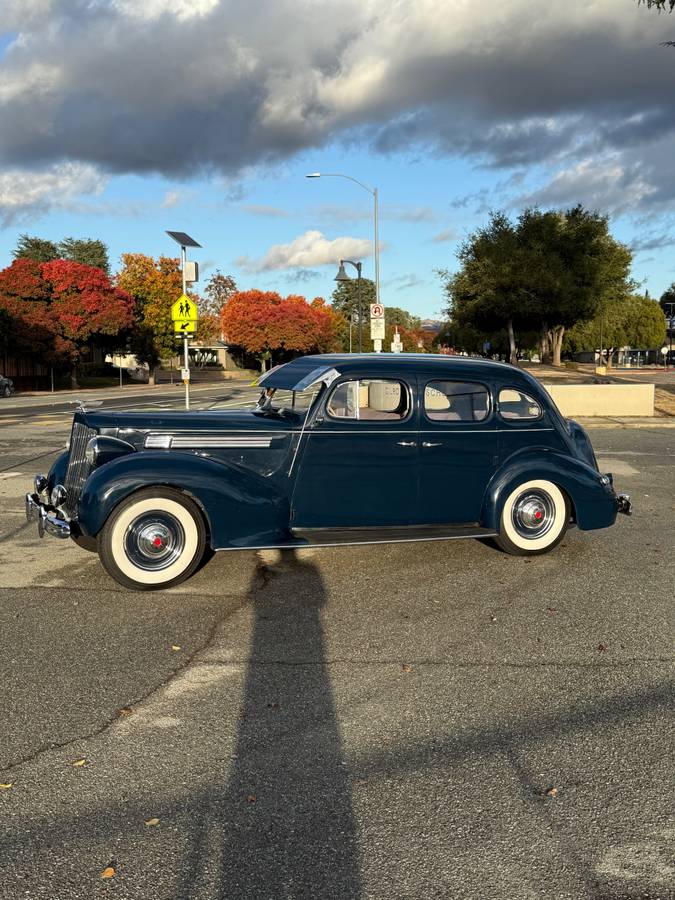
left=171, top=294, right=198, bottom=322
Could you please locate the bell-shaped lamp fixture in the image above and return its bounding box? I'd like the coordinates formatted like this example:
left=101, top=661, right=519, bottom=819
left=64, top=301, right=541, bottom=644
left=334, top=262, right=350, bottom=282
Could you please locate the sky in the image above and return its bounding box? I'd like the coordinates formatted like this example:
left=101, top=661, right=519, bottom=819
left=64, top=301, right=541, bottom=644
left=0, top=0, right=674, bottom=320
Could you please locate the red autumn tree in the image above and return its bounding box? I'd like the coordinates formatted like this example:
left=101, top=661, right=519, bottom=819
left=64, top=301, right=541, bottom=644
left=221, top=290, right=342, bottom=370
left=0, top=258, right=134, bottom=388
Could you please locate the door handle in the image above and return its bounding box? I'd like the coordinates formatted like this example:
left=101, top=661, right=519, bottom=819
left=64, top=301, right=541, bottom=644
left=422, top=441, right=441, bottom=448
left=396, top=440, right=416, bottom=447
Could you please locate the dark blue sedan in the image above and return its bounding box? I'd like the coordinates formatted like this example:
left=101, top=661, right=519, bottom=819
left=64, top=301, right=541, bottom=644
left=26, top=354, right=631, bottom=590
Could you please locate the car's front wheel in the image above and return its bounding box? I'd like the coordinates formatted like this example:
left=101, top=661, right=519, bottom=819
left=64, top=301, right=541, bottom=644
left=98, top=488, right=207, bottom=590
left=2, top=385, right=10, bottom=398
left=494, top=479, right=569, bottom=556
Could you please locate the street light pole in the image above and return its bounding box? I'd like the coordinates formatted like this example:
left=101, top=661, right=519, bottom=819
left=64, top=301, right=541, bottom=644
left=180, top=244, right=189, bottom=410
left=306, top=172, right=380, bottom=305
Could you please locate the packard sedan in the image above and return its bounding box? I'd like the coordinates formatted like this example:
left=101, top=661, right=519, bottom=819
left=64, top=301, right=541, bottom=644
left=26, top=354, right=631, bottom=590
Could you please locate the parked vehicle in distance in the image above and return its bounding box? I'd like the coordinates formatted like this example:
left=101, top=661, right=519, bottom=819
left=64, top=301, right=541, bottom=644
left=26, top=354, right=631, bottom=590
left=0, top=373, right=14, bottom=397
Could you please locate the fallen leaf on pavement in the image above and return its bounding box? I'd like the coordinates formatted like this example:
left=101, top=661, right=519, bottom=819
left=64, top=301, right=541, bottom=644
left=597, top=643, right=608, bottom=652
left=171, top=645, right=181, bottom=652
left=100, top=866, right=115, bottom=879
left=118, top=707, right=133, bottom=717
left=267, top=702, right=280, bottom=711
left=545, top=787, right=558, bottom=797
left=0, top=783, right=12, bottom=790
left=144, top=817, right=160, bottom=826
left=71, top=758, right=87, bottom=767
left=246, top=794, right=257, bottom=803
left=401, top=664, right=412, bottom=673
left=547, top=607, right=557, bottom=613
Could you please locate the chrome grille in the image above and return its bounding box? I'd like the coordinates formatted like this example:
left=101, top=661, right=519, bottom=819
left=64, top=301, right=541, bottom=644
left=64, top=422, right=96, bottom=516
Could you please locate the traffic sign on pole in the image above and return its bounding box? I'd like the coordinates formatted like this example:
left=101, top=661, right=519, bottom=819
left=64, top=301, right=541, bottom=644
left=370, top=303, right=384, bottom=319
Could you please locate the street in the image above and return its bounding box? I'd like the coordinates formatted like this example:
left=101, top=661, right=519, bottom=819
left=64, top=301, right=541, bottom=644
left=0, top=392, right=673, bottom=900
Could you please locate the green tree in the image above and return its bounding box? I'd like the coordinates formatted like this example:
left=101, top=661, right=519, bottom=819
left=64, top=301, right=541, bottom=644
left=439, top=212, right=537, bottom=365
left=12, top=235, right=59, bottom=263
left=659, top=283, right=675, bottom=313
left=384, top=306, right=421, bottom=330
left=58, top=237, right=110, bottom=273
left=332, top=277, right=375, bottom=318
left=565, top=294, right=666, bottom=365
left=440, top=206, right=633, bottom=367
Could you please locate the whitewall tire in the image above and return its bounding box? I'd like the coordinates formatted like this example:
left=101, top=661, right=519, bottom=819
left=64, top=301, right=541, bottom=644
left=98, top=488, right=207, bottom=590
left=494, top=479, right=569, bottom=556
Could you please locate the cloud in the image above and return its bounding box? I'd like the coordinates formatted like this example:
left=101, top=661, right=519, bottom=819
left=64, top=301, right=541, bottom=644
left=284, top=268, right=321, bottom=283
left=236, top=230, right=372, bottom=272
left=389, top=273, right=425, bottom=291
left=431, top=228, right=458, bottom=243
left=630, top=232, right=675, bottom=253
left=0, top=162, right=107, bottom=226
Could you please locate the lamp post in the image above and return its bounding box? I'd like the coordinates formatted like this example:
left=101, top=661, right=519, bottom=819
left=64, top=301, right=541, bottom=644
left=666, top=302, right=674, bottom=369
left=335, top=260, right=363, bottom=352
left=306, top=172, right=379, bottom=306
left=166, top=230, right=201, bottom=410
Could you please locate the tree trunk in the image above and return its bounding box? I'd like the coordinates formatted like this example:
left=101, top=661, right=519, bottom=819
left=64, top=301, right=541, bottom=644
left=539, top=323, right=551, bottom=365
left=606, top=348, right=614, bottom=370
left=69, top=366, right=79, bottom=390
left=507, top=318, right=517, bottom=366
left=551, top=325, right=565, bottom=367
left=149, top=366, right=157, bottom=386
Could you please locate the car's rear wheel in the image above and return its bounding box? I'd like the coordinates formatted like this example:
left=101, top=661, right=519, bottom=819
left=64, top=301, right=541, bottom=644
left=494, top=479, right=569, bottom=556
left=98, top=488, right=207, bottom=590
left=2, top=385, right=10, bottom=398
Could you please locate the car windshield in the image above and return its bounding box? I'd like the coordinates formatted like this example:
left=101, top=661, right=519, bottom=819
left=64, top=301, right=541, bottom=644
left=252, top=387, right=321, bottom=418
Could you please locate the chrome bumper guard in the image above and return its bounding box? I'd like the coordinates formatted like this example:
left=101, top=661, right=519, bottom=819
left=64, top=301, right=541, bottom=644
left=25, top=493, right=71, bottom=539
left=616, top=493, right=632, bottom=516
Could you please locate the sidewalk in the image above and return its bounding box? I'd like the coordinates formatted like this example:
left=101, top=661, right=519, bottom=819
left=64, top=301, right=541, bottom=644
left=577, top=416, right=675, bottom=428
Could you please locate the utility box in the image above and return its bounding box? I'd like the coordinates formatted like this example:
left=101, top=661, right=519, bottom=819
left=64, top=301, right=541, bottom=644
left=184, top=261, right=199, bottom=283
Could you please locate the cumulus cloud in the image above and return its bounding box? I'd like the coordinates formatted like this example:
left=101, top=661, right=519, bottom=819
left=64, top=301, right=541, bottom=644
left=236, top=230, right=372, bottom=272
left=0, top=162, right=107, bottom=226
left=1, top=0, right=675, bottom=223
left=431, top=228, right=458, bottom=243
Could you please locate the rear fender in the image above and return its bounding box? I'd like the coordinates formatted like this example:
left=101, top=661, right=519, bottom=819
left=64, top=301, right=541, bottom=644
left=481, top=449, right=618, bottom=532
left=78, top=452, right=290, bottom=548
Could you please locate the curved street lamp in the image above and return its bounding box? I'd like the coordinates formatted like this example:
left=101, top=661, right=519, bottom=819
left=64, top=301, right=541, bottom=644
left=306, top=172, right=379, bottom=306
left=335, top=259, right=363, bottom=352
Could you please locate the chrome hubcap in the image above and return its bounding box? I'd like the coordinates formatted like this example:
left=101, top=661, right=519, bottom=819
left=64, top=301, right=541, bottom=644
left=125, top=513, right=185, bottom=571
left=512, top=491, right=555, bottom=539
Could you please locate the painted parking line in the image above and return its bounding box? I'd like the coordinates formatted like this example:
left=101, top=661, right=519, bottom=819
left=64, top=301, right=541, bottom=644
left=0, top=472, right=23, bottom=480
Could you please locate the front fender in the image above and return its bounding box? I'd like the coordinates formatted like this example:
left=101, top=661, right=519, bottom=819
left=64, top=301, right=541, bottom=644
left=78, top=452, right=290, bottom=548
left=47, top=450, right=69, bottom=493
left=482, top=449, right=618, bottom=532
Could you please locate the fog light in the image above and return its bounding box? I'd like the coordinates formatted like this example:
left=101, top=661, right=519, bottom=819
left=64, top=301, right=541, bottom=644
left=51, top=484, right=67, bottom=508
left=34, top=474, right=48, bottom=496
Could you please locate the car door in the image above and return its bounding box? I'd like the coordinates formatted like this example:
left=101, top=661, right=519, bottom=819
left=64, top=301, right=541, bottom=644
left=416, top=377, right=498, bottom=524
left=290, top=375, right=419, bottom=528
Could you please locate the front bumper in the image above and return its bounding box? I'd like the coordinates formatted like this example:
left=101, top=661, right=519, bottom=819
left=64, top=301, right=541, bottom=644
left=25, top=493, right=71, bottom=539
left=616, top=493, right=632, bottom=516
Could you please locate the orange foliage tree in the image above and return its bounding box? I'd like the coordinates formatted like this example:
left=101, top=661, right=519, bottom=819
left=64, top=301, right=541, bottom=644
left=116, top=254, right=183, bottom=382
left=221, top=290, right=343, bottom=370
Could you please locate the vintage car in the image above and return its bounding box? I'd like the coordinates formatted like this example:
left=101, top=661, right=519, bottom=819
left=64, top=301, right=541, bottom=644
left=26, top=354, right=631, bottom=590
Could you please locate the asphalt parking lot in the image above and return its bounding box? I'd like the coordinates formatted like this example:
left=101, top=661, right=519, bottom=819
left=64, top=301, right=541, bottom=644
left=0, top=393, right=673, bottom=900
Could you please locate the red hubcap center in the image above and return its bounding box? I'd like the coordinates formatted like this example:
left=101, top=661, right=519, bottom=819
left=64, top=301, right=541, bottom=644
left=534, top=511, right=542, bottom=520
left=153, top=536, right=163, bottom=547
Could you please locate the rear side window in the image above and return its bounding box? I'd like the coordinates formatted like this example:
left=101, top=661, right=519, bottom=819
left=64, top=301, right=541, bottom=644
left=327, top=379, right=409, bottom=421
left=424, top=381, right=489, bottom=422
left=498, top=388, right=542, bottom=420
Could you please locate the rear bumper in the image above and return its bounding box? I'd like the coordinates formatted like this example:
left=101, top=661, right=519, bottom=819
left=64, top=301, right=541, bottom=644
left=616, top=493, right=632, bottom=516
left=25, top=493, right=71, bottom=539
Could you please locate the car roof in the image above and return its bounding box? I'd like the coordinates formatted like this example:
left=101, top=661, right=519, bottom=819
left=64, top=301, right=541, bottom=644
left=257, top=353, right=534, bottom=391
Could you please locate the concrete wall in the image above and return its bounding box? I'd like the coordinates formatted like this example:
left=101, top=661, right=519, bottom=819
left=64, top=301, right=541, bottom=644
left=543, top=383, right=654, bottom=417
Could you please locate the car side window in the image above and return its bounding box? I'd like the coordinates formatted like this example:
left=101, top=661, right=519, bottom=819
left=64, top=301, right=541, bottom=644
left=424, top=381, right=489, bottom=422
left=326, top=379, right=409, bottom=421
left=498, top=388, right=542, bottom=420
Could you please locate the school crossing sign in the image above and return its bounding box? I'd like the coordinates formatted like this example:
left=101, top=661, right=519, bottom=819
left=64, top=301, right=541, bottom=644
left=171, top=294, right=198, bottom=335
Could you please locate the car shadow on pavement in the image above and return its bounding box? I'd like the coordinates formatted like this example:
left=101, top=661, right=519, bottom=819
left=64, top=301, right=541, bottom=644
left=177, top=550, right=362, bottom=899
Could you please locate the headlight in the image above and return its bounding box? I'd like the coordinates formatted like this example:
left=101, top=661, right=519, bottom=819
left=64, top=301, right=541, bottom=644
left=50, top=484, right=67, bottom=508
left=85, top=437, right=100, bottom=465
left=34, top=474, right=48, bottom=496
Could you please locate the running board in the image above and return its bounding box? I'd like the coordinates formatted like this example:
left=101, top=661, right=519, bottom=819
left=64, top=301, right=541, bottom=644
left=290, top=524, right=496, bottom=546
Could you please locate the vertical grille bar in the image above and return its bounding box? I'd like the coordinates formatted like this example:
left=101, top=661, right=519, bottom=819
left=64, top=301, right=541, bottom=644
left=64, top=422, right=96, bottom=516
